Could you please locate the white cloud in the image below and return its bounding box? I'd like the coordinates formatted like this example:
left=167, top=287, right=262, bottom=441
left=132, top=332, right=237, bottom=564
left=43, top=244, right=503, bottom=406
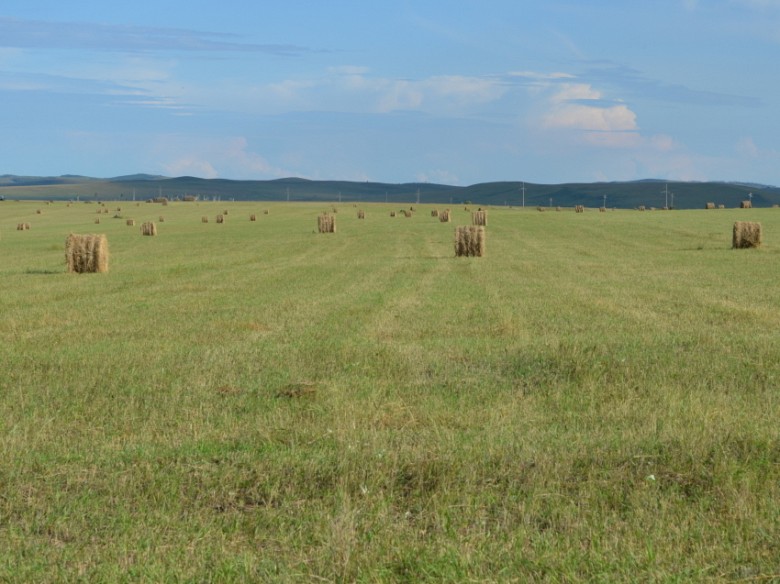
left=163, top=157, right=218, bottom=178
left=415, top=169, right=460, bottom=185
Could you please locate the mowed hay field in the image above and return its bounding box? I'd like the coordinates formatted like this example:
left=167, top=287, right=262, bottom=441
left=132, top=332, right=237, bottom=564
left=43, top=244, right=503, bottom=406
left=1, top=201, right=779, bottom=582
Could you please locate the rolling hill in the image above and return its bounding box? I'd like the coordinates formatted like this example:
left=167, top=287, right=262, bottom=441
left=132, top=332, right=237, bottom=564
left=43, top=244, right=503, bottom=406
left=0, top=174, right=778, bottom=209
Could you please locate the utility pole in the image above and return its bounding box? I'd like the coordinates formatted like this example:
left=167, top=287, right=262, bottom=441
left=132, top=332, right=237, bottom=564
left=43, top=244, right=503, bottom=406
left=521, top=182, right=526, bottom=208
left=416, top=189, right=420, bottom=205
left=603, top=194, right=607, bottom=209
left=664, top=183, right=669, bottom=209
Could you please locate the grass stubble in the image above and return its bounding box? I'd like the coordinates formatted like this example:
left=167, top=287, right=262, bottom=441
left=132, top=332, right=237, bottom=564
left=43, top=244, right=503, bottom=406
left=0, top=202, right=778, bottom=581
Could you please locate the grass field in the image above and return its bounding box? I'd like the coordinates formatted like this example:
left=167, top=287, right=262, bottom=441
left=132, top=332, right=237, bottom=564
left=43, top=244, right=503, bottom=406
left=1, top=201, right=779, bottom=582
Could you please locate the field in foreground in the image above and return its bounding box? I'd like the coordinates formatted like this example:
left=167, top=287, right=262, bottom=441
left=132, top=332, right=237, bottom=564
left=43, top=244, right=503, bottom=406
left=1, top=201, right=779, bottom=582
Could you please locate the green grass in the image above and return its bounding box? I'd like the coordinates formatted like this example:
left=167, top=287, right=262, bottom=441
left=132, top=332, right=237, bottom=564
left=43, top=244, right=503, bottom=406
left=1, top=201, right=779, bottom=582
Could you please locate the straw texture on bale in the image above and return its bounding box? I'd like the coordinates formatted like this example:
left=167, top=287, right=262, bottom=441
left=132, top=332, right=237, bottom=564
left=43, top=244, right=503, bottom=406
left=36, top=209, right=42, bottom=214
left=126, top=219, right=135, bottom=226
left=390, top=211, right=396, bottom=217
left=141, top=222, right=157, bottom=236
left=94, top=218, right=100, bottom=224
left=599, top=207, right=606, bottom=213
left=575, top=205, right=585, bottom=213
left=431, top=209, right=439, bottom=217
left=216, top=214, right=225, bottom=224
left=403, top=210, right=413, bottom=218
left=65, top=234, right=109, bottom=274
left=202, top=216, right=209, bottom=223
left=454, top=226, right=486, bottom=257
left=705, top=202, right=716, bottom=209
left=16, top=223, right=31, bottom=231
left=318, top=213, right=336, bottom=233
left=250, top=214, right=257, bottom=221
left=741, top=200, right=753, bottom=209
left=439, top=209, right=451, bottom=223
left=719, top=204, right=725, bottom=209
left=638, top=206, right=646, bottom=211
left=472, top=210, right=487, bottom=226
left=733, top=221, right=762, bottom=249
left=357, top=210, right=365, bottom=219
left=159, top=216, right=165, bottom=222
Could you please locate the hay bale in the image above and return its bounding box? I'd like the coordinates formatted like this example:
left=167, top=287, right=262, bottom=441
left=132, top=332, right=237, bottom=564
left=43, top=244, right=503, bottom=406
left=638, top=205, right=646, bottom=211
left=733, top=221, right=762, bottom=249
left=94, top=218, right=100, bottom=224
left=390, top=211, right=396, bottom=217
left=599, top=207, right=606, bottom=213
left=575, top=205, right=585, bottom=213
left=403, top=210, right=413, bottom=218
left=202, top=216, right=209, bottom=223
left=556, top=206, right=562, bottom=212
left=264, top=209, right=269, bottom=215
left=223, top=210, right=229, bottom=215
left=705, top=202, right=716, bottom=210
left=126, top=219, right=135, bottom=226
left=439, top=209, right=451, bottom=223
left=318, top=213, right=336, bottom=233
left=537, top=206, right=544, bottom=212
left=216, top=214, right=225, bottom=224
left=159, top=216, right=165, bottom=222
left=182, top=195, right=196, bottom=202
left=17, top=223, right=31, bottom=231
left=141, top=222, right=157, bottom=236
left=454, top=225, right=486, bottom=257
left=740, top=200, right=753, bottom=209
left=250, top=214, right=257, bottom=221
left=431, top=209, right=439, bottom=217
left=357, top=210, right=365, bottom=219
left=719, top=204, right=725, bottom=209
left=65, top=234, right=109, bottom=273
left=472, top=210, right=487, bottom=226
left=36, top=209, right=42, bottom=214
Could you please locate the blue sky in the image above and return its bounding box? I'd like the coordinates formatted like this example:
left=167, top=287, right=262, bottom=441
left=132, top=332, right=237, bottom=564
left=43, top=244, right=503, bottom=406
left=1, top=0, right=779, bottom=185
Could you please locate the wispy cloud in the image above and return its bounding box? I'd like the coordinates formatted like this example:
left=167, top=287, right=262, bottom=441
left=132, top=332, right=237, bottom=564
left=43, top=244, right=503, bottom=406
left=0, top=17, right=313, bottom=55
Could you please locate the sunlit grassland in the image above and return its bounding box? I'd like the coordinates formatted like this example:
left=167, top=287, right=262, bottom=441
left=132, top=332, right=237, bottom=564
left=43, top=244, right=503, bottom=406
left=1, top=201, right=779, bottom=582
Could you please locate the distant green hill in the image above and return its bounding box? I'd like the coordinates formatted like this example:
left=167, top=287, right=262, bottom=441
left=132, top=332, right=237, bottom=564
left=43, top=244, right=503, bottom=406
left=0, top=174, right=777, bottom=209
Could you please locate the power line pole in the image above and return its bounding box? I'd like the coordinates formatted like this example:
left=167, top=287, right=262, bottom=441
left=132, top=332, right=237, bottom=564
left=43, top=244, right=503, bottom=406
left=521, top=182, right=526, bottom=208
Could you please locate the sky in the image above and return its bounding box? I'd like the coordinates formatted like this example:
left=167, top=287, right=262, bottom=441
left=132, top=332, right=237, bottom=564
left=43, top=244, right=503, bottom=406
left=1, top=0, right=779, bottom=186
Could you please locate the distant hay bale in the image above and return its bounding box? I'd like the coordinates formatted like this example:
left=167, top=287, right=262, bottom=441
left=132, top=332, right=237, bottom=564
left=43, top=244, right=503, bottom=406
left=472, top=210, right=487, bottom=225
left=454, top=225, right=486, bottom=257
left=152, top=197, right=168, bottom=204
left=556, top=206, right=562, bottom=212
left=141, top=221, right=157, bottom=236
left=264, top=209, right=269, bottom=215
left=705, top=202, right=716, bottom=209
left=537, top=206, right=544, bottom=212
left=638, top=205, right=646, bottom=211
left=718, top=204, right=725, bottom=209
left=250, top=214, right=257, bottom=221
left=182, top=195, right=196, bottom=202
left=126, top=219, right=135, bottom=226
left=403, top=210, right=413, bottom=218
left=390, top=211, right=396, bottom=217
left=575, top=205, right=585, bottom=213
left=223, top=209, right=229, bottom=215
left=439, top=209, right=451, bottom=222
left=740, top=200, right=753, bottom=209
left=318, top=213, right=336, bottom=233
left=202, top=216, right=209, bottom=223
left=431, top=209, right=439, bottom=217
left=599, top=207, right=606, bottom=213
left=357, top=210, right=365, bottom=219
left=94, top=218, right=100, bottom=224
left=733, top=221, right=762, bottom=249
left=36, top=209, right=42, bottom=214
left=216, top=214, right=225, bottom=224
left=159, top=216, right=165, bottom=222
left=16, top=223, right=31, bottom=231
left=65, top=233, right=109, bottom=273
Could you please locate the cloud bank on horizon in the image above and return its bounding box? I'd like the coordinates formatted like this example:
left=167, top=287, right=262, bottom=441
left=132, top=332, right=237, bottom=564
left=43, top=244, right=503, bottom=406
left=0, top=0, right=778, bottom=186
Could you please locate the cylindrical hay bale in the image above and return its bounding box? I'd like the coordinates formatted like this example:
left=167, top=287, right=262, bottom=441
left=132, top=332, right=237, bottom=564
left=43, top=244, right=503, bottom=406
left=126, top=219, right=135, bottom=226
left=202, top=216, right=209, bottom=223
left=318, top=213, right=336, bottom=233
left=705, top=202, right=715, bottom=209
left=537, top=206, right=544, bottom=212
left=733, top=221, right=762, bottom=249
left=216, top=214, right=225, bottom=224
left=404, top=210, right=412, bottom=218
left=103, top=208, right=109, bottom=214
left=575, top=205, right=585, bottom=213
left=264, top=209, right=269, bottom=215
left=65, top=234, right=109, bottom=273
left=472, top=210, right=487, bottom=226
left=357, top=210, right=365, bottom=219
left=94, top=218, right=100, bottom=224
left=599, top=207, right=606, bottom=213
left=250, top=214, right=257, bottom=221
left=223, top=209, right=229, bottom=215
left=36, top=209, right=42, bottom=214
left=141, top=222, right=157, bottom=236
left=159, top=216, right=165, bottom=222
left=718, top=204, right=725, bottom=209
left=17, top=223, right=31, bottom=231
left=638, top=205, right=646, bottom=211
left=390, top=211, right=396, bottom=217
left=454, top=225, right=486, bottom=257
left=740, top=200, right=753, bottom=209
left=439, top=209, right=451, bottom=223
left=431, top=209, right=439, bottom=217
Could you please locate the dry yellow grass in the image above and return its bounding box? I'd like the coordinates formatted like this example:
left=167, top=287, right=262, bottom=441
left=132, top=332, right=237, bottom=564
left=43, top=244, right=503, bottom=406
left=732, top=221, right=762, bottom=248
left=65, top=233, right=109, bottom=273
left=454, top=225, right=486, bottom=257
